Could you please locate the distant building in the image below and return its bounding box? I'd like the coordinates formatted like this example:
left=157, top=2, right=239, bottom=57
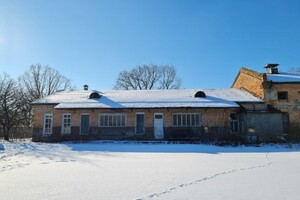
left=31, top=88, right=282, bottom=142
left=232, top=64, right=300, bottom=140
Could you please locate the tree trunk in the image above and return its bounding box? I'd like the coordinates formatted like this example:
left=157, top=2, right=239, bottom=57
left=3, top=127, right=9, bottom=141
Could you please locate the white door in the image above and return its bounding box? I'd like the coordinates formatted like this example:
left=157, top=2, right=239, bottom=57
left=154, top=113, right=164, bottom=139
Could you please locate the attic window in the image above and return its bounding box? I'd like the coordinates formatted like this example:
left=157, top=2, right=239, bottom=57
left=194, top=91, right=206, bottom=98
left=278, top=91, right=288, bottom=101
left=89, top=92, right=101, bottom=99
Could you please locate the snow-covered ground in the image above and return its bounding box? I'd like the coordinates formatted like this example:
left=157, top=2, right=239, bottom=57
left=0, top=141, right=300, bottom=200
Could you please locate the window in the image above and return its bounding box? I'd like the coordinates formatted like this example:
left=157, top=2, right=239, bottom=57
left=194, top=91, right=206, bottom=98
left=172, top=113, right=201, bottom=127
left=89, top=92, right=101, bottom=99
left=62, top=114, right=71, bottom=134
left=43, top=114, right=53, bottom=135
left=278, top=91, right=288, bottom=101
left=230, top=113, right=239, bottom=133
left=99, top=113, right=126, bottom=127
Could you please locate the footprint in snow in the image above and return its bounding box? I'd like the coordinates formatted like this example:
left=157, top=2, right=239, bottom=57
left=139, top=153, right=272, bottom=200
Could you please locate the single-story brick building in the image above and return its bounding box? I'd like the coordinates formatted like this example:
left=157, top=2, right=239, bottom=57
left=31, top=88, right=284, bottom=142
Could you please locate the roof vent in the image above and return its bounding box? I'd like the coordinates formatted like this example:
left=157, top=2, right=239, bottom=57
left=264, top=64, right=279, bottom=74
left=83, top=84, right=89, bottom=91
left=89, top=92, right=101, bottom=99
left=194, top=91, right=206, bottom=98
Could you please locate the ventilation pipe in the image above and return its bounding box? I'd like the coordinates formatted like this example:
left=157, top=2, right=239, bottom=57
left=264, top=64, right=279, bottom=74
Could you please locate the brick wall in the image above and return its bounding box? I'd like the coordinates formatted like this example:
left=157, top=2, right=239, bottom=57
left=232, top=67, right=300, bottom=140
left=32, top=105, right=238, bottom=141
left=232, top=67, right=265, bottom=99
left=264, top=83, right=300, bottom=139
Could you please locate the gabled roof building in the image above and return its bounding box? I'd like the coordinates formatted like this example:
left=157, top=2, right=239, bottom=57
left=232, top=64, right=300, bottom=140
left=32, top=87, right=283, bottom=142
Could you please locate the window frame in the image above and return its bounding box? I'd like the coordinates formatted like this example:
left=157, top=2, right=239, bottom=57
left=43, top=113, right=53, bottom=135
left=99, top=113, right=127, bottom=127
left=277, top=91, right=288, bottom=101
left=61, top=113, right=71, bottom=134
left=80, top=113, right=90, bottom=135
left=172, top=113, right=201, bottom=127
left=230, top=113, right=239, bottom=133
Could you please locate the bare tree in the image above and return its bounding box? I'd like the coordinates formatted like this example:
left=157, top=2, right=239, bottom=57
left=289, top=67, right=300, bottom=73
left=17, top=84, right=34, bottom=127
left=159, top=65, right=182, bottom=89
left=16, top=64, right=73, bottom=138
left=114, top=64, right=181, bottom=90
left=0, top=74, right=25, bottom=140
left=19, top=64, right=73, bottom=99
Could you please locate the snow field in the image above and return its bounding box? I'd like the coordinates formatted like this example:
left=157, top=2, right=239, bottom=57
left=0, top=141, right=300, bottom=200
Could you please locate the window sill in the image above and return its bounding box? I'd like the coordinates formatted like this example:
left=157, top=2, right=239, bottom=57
left=61, top=133, right=71, bottom=135
left=278, top=99, right=288, bottom=102
left=42, top=133, right=52, bottom=137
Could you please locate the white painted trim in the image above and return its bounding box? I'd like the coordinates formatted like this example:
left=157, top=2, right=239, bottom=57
left=154, top=113, right=164, bottom=139
left=172, top=113, right=201, bottom=127
left=43, top=113, right=53, bottom=135
left=98, top=113, right=127, bottom=127
left=61, top=113, right=72, bottom=134
left=154, top=113, right=163, bottom=118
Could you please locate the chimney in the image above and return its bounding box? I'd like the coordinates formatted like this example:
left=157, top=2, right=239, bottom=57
left=83, top=84, right=89, bottom=91
left=264, top=63, right=279, bottom=74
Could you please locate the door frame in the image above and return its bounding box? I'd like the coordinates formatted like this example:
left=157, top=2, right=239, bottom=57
left=135, top=112, right=145, bottom=135
left=43, top=113, right=53, bottom=135
left=80, top=113, right=90, bottom=135
left=154, top=113, right=164, bottom=139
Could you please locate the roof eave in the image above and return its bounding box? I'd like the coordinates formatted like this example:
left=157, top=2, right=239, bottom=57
left=271, top=81, right=300, bottom=84
left=31, top=102, right=59, bottom=106
left=54, top=106, right=240, bottom=109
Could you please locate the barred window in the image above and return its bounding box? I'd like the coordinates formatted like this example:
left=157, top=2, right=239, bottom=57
left=172, top=113, right=201, bottom=127
left=99, top=113, right=126, bottom=127
left=62, top=114, right=71, bottom=134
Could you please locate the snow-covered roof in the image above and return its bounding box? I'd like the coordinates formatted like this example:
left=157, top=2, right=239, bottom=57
left=266, top=72, right=300, bottom=83
left=32, top=89, right=263, bottom=109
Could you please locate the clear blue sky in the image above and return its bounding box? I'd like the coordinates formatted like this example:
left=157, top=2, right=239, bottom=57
left=1, top=0, right=300, bottom=90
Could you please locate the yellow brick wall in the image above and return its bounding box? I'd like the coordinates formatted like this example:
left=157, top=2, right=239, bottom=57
left=266, top=83, right=300, bottom=105
left=264, top=83, right=300, bottom=136
left=232, top=67, right=300, bottom=137
left=32, top=106, right=238, bottom=129
left=232, top=68, right=265, bottom=99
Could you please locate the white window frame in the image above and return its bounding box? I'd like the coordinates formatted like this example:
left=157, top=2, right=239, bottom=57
left=43, top=113, right=53, bottom=135
left=172, top=113, right=201, bottom=127
left=61, top=113, right=71, bottom=134
left=98, top=113, right=127, bottom=127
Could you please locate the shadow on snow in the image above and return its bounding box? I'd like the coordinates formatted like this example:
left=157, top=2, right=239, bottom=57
left=64, top=141, right=300, bottom=154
